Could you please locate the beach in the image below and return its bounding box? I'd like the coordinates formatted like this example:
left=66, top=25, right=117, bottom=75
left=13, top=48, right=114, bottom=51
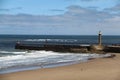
left=0, top=53, right=120, bottom=80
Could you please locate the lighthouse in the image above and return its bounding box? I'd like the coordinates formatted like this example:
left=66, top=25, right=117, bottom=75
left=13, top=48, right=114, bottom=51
left=98, top=31, right=102, bottom=46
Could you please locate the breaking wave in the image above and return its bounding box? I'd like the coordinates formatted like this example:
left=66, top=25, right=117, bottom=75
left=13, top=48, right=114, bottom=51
left=0, top=50, right=110, bottom=74
left=24, top=39, right=78, bottom=42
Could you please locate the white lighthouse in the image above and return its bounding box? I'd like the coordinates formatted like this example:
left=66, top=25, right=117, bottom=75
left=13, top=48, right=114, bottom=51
left=90, top=31, right=104, bottom=51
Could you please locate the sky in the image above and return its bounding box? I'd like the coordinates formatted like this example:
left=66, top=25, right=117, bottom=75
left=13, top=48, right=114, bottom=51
left=0, top=0, right=120, bottom=35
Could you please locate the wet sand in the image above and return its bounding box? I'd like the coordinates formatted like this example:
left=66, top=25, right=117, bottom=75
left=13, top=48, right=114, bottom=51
left=0, top=53, right=120, bottom=80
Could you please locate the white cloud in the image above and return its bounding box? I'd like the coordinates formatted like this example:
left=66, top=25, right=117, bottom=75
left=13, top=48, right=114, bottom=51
left=0, top=5, right=120, bottom=35
left=105, top=16, right=120, bottom=22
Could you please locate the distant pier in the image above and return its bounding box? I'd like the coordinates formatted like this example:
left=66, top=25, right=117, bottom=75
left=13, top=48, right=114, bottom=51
left=15, top=32, right=120, bottom=53
left=15, top=43, right=90, bottom=53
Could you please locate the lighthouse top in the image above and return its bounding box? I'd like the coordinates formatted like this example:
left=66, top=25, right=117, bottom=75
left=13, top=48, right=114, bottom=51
left=99, top=31, right=102, bottom=35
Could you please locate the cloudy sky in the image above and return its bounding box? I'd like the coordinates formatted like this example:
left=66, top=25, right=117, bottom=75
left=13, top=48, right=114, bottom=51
left=0, top=0, right=120, bottom=35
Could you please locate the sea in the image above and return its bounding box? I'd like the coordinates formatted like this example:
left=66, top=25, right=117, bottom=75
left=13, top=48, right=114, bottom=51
left=0, top=35, right=120, bottom=74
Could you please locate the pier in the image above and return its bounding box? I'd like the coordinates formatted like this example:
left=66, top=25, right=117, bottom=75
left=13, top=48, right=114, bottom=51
left=15, top=32, right=120, bottom=53
left=15, top=43, right=90, bottom=53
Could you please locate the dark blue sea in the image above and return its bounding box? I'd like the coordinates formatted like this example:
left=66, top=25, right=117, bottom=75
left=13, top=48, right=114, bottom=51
left=0, top=35, right=119, bottom=74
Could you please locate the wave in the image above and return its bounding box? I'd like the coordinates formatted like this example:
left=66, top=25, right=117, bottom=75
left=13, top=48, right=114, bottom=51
left=24, top=39, right=78, bottom=42
left=0, top=50, right=111, bottom=74
left=0, top=50, right=27, bottom=54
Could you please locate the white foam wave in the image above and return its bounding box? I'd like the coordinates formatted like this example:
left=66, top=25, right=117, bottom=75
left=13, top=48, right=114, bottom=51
left=25, top=39, right=45, bottom=42
left=0, top=50, right=27, bottom=54
left=24, top=39, right=78, bottom=42
left=0, top=50, right=111, bottom=74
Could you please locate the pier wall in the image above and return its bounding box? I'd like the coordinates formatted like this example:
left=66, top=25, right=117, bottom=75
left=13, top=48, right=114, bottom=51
left=15, top=43, right=120, bottom=53
left=15, top=43, right=91, bottom=53
left=104, top=46, right=120, bottom=53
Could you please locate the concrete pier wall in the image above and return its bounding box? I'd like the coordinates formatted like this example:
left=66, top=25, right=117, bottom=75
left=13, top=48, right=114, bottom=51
left=15, top=43, right=120, bottom=53
left=15, top=43, right=91, bottom=53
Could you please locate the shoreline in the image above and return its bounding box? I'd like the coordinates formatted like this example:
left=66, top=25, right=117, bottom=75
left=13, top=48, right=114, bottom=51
left=0, top=53, right=111, bottom=74
left=0, top=53, right=120, bottom=80
left=0, top=60, right=82, bottom=74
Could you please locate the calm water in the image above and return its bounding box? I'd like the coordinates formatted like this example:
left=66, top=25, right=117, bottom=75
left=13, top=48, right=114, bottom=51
left=0, top=35, right=119, bottom=74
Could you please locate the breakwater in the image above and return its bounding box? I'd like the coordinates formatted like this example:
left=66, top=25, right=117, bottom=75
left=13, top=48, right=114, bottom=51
left=15, top=43, right=90, bottom=53
left=15, top=42, right=120, bottom=53
left=15, top=32, right=120, bottom=53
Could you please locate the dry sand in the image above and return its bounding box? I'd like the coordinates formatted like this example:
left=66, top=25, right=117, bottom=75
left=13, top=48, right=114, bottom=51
left=0, top=53, right=120, bottom=80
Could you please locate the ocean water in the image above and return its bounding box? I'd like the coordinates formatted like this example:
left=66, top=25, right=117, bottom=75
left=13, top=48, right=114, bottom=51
left=0, top=35, right=120, bottom=74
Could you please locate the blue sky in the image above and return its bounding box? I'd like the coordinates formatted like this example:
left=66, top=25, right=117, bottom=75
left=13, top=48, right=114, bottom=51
left=0, top=0, right=120, bottom=35
left=0, top=0, right=118, bottom=15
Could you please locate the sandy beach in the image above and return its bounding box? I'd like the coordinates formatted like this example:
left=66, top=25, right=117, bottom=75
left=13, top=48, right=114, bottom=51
left=0, top=53, right=120, bottom=80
